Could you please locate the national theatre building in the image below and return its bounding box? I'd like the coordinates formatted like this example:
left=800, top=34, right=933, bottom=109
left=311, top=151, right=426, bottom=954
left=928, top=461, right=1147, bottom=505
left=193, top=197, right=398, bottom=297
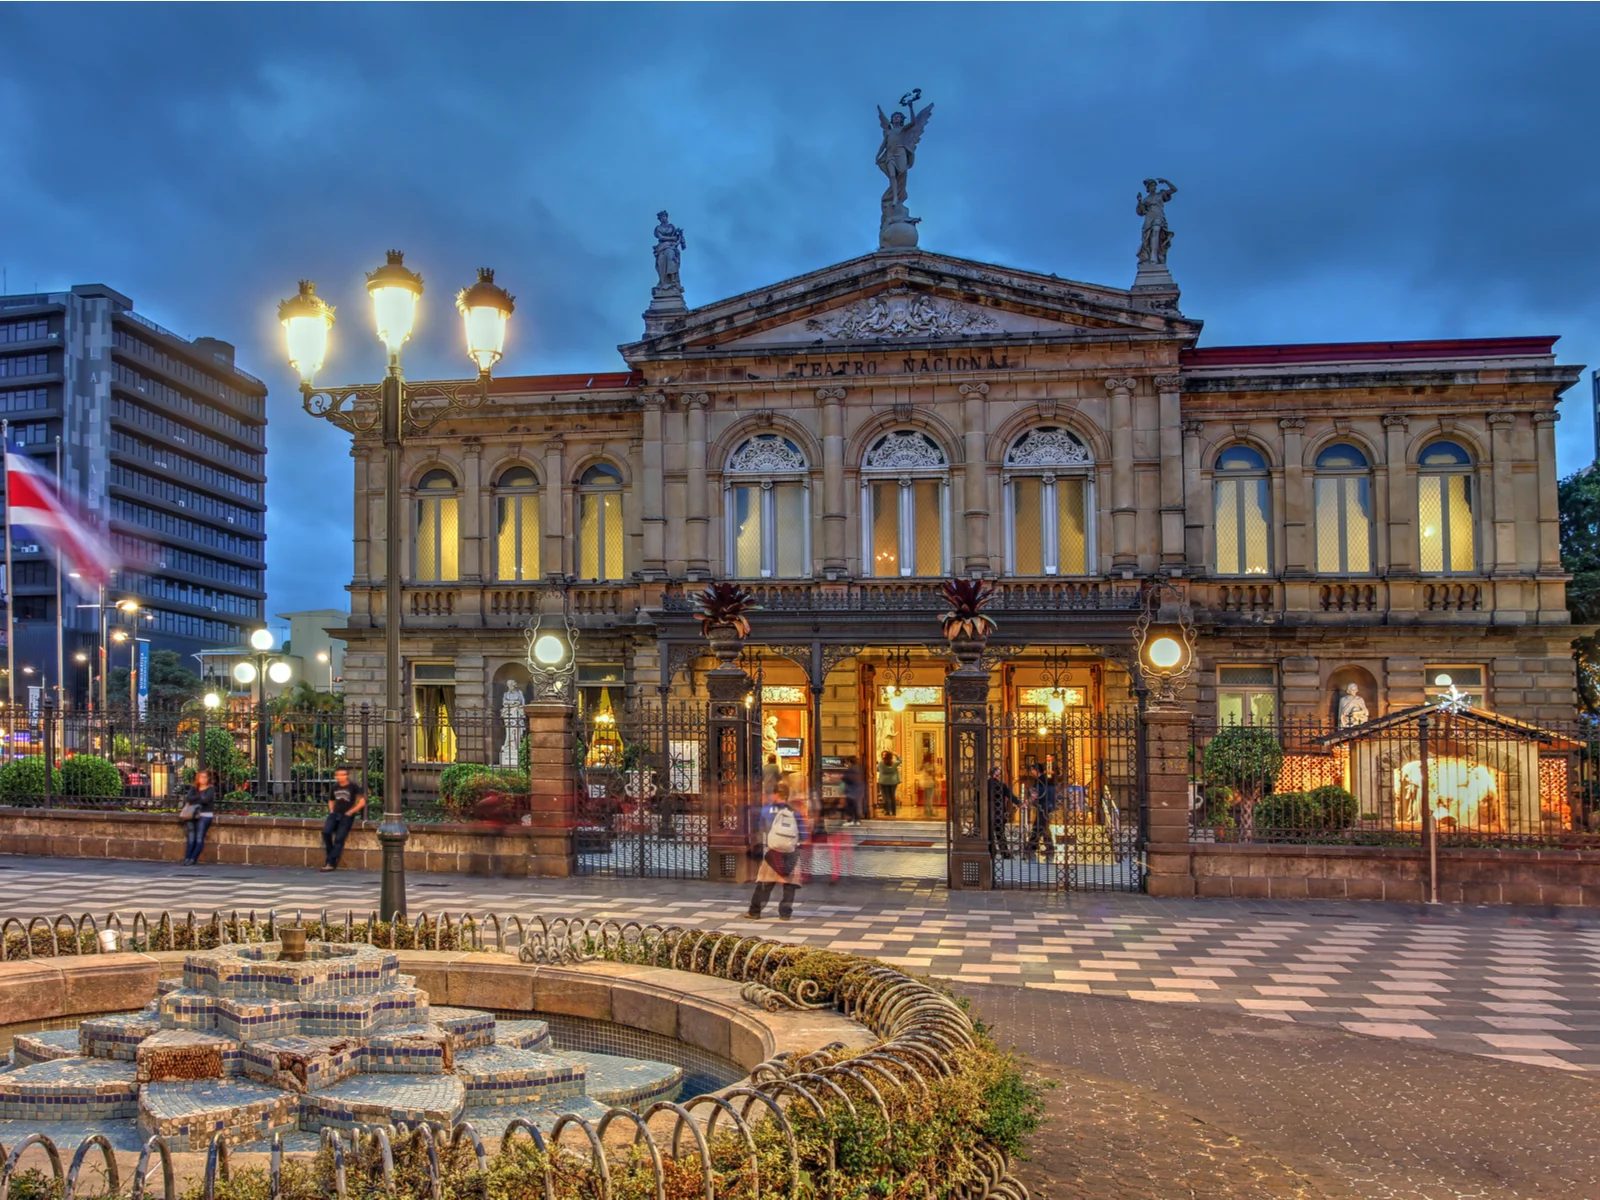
left=333, top=121, right=1583, bottom=847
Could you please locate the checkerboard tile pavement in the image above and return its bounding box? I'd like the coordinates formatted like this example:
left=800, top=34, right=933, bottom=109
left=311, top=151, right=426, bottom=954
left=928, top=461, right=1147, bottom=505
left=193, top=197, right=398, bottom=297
left=3, top=855, right=1597, bottom=1075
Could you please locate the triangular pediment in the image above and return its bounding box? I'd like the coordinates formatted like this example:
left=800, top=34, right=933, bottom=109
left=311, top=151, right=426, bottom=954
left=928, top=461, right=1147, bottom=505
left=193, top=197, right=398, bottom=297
left=620, top=249, right=1200, bottom=364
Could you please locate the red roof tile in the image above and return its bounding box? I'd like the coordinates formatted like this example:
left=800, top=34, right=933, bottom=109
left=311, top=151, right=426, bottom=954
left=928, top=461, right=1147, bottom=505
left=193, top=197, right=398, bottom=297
left=1180, top=336, right=1558, bottom=369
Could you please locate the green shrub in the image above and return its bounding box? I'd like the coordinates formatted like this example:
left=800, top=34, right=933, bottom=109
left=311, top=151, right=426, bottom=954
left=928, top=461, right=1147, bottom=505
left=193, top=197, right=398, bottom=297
left=1311, top=784, right=1358, bottom=830
left=59, top=754, right=122, bottom=798
left=0, top=756, right=62, bottom=799
left=222, top=788, right=253, bottom=808
left=449, top=769, right=530, bottom=819
left=1255, top=790, right=1317, bottom=829
left=437, top=762, right=493, bottom=801
left=1201, top=726, right=1284, bottom=797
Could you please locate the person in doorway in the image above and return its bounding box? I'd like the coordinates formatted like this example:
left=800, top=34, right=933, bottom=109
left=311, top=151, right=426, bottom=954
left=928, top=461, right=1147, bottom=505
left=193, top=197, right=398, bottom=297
left=876, top=749, right=901, bottom=818
left=840, top=757, right=866, bottom=826
left=180, top=769, right=217, bottom=866
left=746, top=781, right=808, bottom=919
left=918, top=754, right=939, bottom=819
left=762, top=754, right=782, bottom=799
left=1025, top=762, right=1058, bottom=856
left=321, top=766, right=368, bottom=872
left=987, top=766, right=1019, bottom=860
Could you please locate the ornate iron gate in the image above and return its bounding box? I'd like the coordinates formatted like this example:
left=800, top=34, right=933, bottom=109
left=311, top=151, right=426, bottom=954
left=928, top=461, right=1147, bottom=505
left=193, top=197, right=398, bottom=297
left=575, top=700, right=712, bottom=879
left=989, top=708, right=1145, bottom=891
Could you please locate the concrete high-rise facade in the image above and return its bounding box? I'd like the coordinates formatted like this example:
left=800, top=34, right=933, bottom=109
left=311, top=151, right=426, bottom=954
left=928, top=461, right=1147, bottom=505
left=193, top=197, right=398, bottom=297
left=0, top=284, right=267, bottom=706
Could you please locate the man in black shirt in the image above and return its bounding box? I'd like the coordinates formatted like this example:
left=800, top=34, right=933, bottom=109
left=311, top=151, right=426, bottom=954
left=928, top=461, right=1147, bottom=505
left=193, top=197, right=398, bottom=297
left=321, top=767, right=368, bottom=872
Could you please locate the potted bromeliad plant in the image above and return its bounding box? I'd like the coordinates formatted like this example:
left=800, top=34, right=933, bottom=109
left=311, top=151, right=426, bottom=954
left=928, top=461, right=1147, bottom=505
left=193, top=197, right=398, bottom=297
left=694, top=581, right=759, bottom=663
left=941, top=577, right=997, bottom=664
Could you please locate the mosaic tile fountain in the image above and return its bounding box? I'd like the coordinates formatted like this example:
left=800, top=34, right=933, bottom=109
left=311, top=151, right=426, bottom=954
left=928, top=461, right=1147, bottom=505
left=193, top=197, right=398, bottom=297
left=0, top=942, right=684, bottom=1151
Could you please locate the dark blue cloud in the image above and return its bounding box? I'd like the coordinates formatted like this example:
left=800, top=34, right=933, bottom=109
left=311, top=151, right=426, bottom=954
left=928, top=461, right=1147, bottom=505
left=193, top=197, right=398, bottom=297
left=2, top=3, right=1595, bottom=612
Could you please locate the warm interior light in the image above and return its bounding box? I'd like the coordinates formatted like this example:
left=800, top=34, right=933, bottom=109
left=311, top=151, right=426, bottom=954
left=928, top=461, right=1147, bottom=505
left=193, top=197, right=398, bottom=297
left=533, top=634, right=566, bottom=666
left=234, top=662, right=258, bottom=685
left=889, top=691, right=908, bottom=713
left=267, top=661, right=292, bottom=685
left=367, top=250, right=423, bottom=357
left=1147, top=636, right=1183, bottom=670
left=457, top=267, right=515, bottom=374
left=316, top=651, right=330, bottom=663
left=112, top=630, right=128, bottom=644
left=203, top=692, right=221, bottom=709
left=1433, top=673, right=1452, bottom=687
left=73, top=652, right=87, bottom=663
left=744, top=692, right=754, bottom=709
left=116, top=600, right=139, bottom=613
left=1048, top=694, right=1066, bottom=716
left=278, top=280, right=335, bottom=386
left=250, top=628, right=274, bottom=651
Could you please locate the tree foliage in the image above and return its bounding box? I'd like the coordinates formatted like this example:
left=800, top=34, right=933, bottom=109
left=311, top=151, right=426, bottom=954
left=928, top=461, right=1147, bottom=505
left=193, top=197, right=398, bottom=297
left=1558, top=469, right=1600, bottom=715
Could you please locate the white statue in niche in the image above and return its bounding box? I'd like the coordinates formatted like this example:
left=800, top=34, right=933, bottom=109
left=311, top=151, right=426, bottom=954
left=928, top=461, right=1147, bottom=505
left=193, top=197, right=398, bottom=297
left=1337, top=683, right=1369, bottom=728
left=762, top=712, right=779, bottom=761
left=499, top=678, right=527, bottom=766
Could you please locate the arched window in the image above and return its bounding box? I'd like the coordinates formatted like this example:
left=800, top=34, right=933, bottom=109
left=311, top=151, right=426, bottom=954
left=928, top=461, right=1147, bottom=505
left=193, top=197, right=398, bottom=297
left=1213, top=445, right=1270, bottom=576
left=860, top=431, right=948, bottom=577
left=414, top=469, right=459, bottom=582
left=577, top=463, right=624, bottom=582
left=725, top=434, right=809, bottom=579
left=1313, top=443, right=1372, bottom=574
left=1418, top=440, right=1475, bottom=574
left=494, top=465, right=540, bottom=581
left=1004, top=427, right=1093, bottom=576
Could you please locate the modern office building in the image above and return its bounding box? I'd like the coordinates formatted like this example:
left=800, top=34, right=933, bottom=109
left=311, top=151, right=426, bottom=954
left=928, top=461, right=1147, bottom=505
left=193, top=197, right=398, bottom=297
left=0, top=284, right=267, bottom=707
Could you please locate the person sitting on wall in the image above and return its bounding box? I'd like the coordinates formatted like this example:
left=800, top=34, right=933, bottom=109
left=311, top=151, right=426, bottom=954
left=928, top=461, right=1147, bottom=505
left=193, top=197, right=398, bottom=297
left=321, top=765, right=368, bottom=872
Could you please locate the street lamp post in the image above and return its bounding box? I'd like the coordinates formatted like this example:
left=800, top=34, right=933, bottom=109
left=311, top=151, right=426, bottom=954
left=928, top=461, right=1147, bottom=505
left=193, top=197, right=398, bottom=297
left=280, top=254, right=514, bottom=921
left=234, top=629, right=291, bottom=802
left=316, top=650, right=334, bottom=694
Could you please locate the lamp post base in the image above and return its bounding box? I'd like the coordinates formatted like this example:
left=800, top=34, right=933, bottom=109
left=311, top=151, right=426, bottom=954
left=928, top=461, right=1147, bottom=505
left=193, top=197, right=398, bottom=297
left=377, top=820, right=409, bottom=920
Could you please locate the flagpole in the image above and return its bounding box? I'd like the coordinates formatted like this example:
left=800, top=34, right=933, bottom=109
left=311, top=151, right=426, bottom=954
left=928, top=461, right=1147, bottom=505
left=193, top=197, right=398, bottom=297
left=53, top=436, right=64, bottom=712
left=2, top=421, right=13, bottom=712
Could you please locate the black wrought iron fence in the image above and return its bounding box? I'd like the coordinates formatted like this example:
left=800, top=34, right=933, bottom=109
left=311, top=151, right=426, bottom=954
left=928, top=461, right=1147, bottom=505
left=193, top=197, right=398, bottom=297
left=989, top=707, right=1144, bottom=892
left=1190, top=712, right=1600, bottom=848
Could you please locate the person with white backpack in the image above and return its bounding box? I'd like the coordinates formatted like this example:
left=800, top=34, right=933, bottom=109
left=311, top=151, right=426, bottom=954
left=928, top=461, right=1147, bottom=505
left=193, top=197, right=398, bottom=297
left=746, top=781, right=808, bottom=920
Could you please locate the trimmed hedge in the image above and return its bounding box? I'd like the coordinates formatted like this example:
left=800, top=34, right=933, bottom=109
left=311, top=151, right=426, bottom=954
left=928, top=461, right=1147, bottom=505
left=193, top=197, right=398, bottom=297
left=0, top=757, right=62, bottom=798
left=59, top=755, right=122, bottom=799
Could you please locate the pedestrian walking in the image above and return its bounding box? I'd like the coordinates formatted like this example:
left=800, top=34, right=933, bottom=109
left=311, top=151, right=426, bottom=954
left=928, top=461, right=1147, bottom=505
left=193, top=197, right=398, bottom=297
left=762, top=754, right=782, bottom=799
left=987, top=766, right=1018, bottom=859
left=918, top=753, right=939, bottom=819
left=1025, top=762, right=1058, bottom=856
left=876, top=749, right=901, bottom=818
left=178, top=769, right=217, bottom=866
left=746, top=781, right=808, bottom=919
left=321, top=766, right=368, bottom=872
left=817, top=780, right=853, bottom=882
left=840, top=757, right=865, bottom=825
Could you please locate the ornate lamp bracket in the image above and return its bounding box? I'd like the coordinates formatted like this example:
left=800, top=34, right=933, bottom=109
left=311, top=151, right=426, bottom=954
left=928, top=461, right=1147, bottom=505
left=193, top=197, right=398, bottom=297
left=523, top=587, right=579, bottom=704
left=1128, top=577, right=1198, bottom=706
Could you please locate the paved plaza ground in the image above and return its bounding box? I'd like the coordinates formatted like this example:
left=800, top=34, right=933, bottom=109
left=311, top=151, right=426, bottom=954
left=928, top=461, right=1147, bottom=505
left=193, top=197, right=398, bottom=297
left=0, top=854, right=1595, bottom=1198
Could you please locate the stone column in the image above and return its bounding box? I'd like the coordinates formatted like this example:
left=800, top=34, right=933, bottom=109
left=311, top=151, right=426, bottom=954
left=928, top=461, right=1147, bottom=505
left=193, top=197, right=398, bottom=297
left=684, top=392, right=711, bottom=580
left=818, top=387, right=848, bottom=578
left=1488, top=412, right=1518, bottom=576
left=523, top=701, right=577, bottom=877
left=1107, top=377, right=1138, bottom=572
left=705, top=635, right=756, bottom=883
left=960, top=382, right=991, bottom=575
left=1155, top=375, right=1185, bottom=569
left=1141, top=705, right=1195, bottom=898
left=1533, top=410, right=1563, bottom=575
left=1181, top=419, right=1205, bottom=570
left=639, top=392, right=667, bottom=580
left=1279, top=417, right=1307, bottom=575
left=541, top=435, right=565, bottom=580
left=1382, top=416, right=1412, bottom=575
left=944, top=642, right=992, bottom=890
left=461, top=442, right=484, bottom=581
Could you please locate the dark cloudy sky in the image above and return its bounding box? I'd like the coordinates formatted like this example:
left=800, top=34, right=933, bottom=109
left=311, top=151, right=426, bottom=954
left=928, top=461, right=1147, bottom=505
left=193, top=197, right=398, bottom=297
left=3, top=3, right=1597, bottom=618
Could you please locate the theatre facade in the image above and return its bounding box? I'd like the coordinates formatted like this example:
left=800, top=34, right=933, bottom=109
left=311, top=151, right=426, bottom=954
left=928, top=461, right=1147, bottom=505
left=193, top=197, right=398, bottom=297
left=336, top=241, right=1583, bottom=848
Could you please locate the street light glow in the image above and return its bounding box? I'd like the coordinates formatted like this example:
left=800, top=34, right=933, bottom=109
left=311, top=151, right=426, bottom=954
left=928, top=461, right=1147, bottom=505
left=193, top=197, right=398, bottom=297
left=367, top=250, right=423, bottom=357
left=457, top=268, right=515, bottom=374
left=533, top=634, right=567, bottom=666
left=249, top=628, right=274, bottom=652
left=203, top=692, right=221, bottom=709
left=233, top=662, right=258, bottom=685
left=267, top=661, right=292, bottom=685
left=1147, top=636, right=1183, bottom=670
left=278, top=280, right=335, bottom=386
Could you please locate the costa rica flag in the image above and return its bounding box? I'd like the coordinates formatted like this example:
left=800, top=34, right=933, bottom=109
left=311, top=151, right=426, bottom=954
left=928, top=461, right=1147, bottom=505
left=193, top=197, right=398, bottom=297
left=4, top=449, right=118, bottom=585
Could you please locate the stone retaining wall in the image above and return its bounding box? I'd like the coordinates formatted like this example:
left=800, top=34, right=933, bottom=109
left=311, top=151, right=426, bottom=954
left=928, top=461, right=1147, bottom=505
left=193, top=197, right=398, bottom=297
left=1147, top=841, right=1600, bottom=906
left=0, top=808, right=571, bottom=877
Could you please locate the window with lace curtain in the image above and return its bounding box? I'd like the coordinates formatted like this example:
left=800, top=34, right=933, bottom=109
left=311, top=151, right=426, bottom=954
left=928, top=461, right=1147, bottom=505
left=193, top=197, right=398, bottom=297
left=414, top=469, right=459, bottom=582
left=1417, top=440, right=1475, bottom=574
left=860, top=431, right=948, bottom=577
left=1213, top=445, right=1271, bottom=576
left=1003, top=426, right=1093, bottom=575
left=494, top=465, right=541, bottom=581
left=725, top=434, right=809, bottom=578
left=1313, top=443, right=1372, bottom=574
left=577, top=462, right=624, bottom=582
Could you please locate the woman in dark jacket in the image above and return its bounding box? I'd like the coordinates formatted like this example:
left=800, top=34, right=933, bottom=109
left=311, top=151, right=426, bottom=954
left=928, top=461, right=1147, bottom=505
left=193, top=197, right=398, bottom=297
left=181, top=769, right=217, bottom=866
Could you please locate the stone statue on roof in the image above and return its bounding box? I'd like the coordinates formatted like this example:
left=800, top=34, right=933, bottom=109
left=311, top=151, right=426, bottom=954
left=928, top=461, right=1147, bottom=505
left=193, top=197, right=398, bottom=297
left=877, top=89, right=934, bottom=250
left=1136, top=178, right=1178, bottom=266
left=652, top=211, right=686, bottom=293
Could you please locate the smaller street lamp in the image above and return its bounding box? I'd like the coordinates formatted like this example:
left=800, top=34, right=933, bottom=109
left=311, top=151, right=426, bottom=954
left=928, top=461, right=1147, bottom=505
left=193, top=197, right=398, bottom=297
left=235, top=629, right=292, bottom=801
left=316, top=650, right=334, bottom=693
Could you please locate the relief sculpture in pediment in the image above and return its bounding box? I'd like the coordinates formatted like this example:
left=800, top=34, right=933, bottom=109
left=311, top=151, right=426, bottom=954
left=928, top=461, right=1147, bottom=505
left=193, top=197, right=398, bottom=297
left=805, top=288, right=999, bottom=341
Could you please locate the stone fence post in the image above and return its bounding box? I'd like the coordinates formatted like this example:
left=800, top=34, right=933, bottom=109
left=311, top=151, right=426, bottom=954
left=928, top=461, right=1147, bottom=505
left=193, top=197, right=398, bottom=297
left=524, top=701, right=577, bottom=877
left=945, top=644, right=993, bottom=890
left=706, top=659, right=756, bottom=883
left=1142, top=705, right=1196, bottom=897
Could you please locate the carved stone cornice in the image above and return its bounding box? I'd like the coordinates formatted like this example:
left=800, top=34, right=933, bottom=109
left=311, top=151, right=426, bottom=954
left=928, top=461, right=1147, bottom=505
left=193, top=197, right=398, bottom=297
left=1153, top=374, right=1182, bottom=392
left=958, top=382, right=991, bottom=399
left=638, top=390, right=667, bottom=408
left=1278, top=417, right=1306, bottom=431
left=753, top=409, right=777, bottom=428
left=1532, top=409, right=1561, bottom=426
left=1381, top=415, right=1410, bottom=430
left=1486, top=412, right=1517, bottom=427
left=1105, top=377, right=1138, bottom=394
left=542, top=433, right=566, bottom=454
left=680, top=391, right=710, bottom=409
left=1181, top=420, right=1204, bottom=437
left=815, top=386, right=847, bottom=404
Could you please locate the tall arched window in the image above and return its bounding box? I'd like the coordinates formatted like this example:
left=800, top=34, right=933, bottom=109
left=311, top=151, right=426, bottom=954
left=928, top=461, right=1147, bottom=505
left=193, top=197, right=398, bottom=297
left=1213, top=445, right=1270, bottom=576
left=860, top=431, right=948, bottom=577
left=1004, top=427, right=1093, bottom=576
left=1313, top=443, right=1372, bottom=574
left=414, top=469, right=459, bottom=582
left=725, top=434, right=809, bottom=578
left=1417, top=440, right=1475, bottom=574
left=577, top=463, right=624, bottom=582
left=494, top=465, right=541, bottom=581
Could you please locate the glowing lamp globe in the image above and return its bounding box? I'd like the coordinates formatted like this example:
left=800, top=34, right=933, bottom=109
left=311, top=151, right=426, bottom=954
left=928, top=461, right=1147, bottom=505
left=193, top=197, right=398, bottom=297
left=1048, top=694, right=1066, bottom=716
left=233, top=662, right=258, bottom=685
left=888, top=691, right=907, bottom=713
left=267, top=661, right=292, bottom=685
left=366, top=250, right=423, bottom=357
left=278, top=281, right=335, bottom=386
left=1147, top=636, right=1183, bottom=670
left=533, top=634, right=566, bottom=666
left=203, top=692, right=221, bottom=709
left=456, top=268, right=515, bottom=374
left=250, top=628, right=275, bottom=652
